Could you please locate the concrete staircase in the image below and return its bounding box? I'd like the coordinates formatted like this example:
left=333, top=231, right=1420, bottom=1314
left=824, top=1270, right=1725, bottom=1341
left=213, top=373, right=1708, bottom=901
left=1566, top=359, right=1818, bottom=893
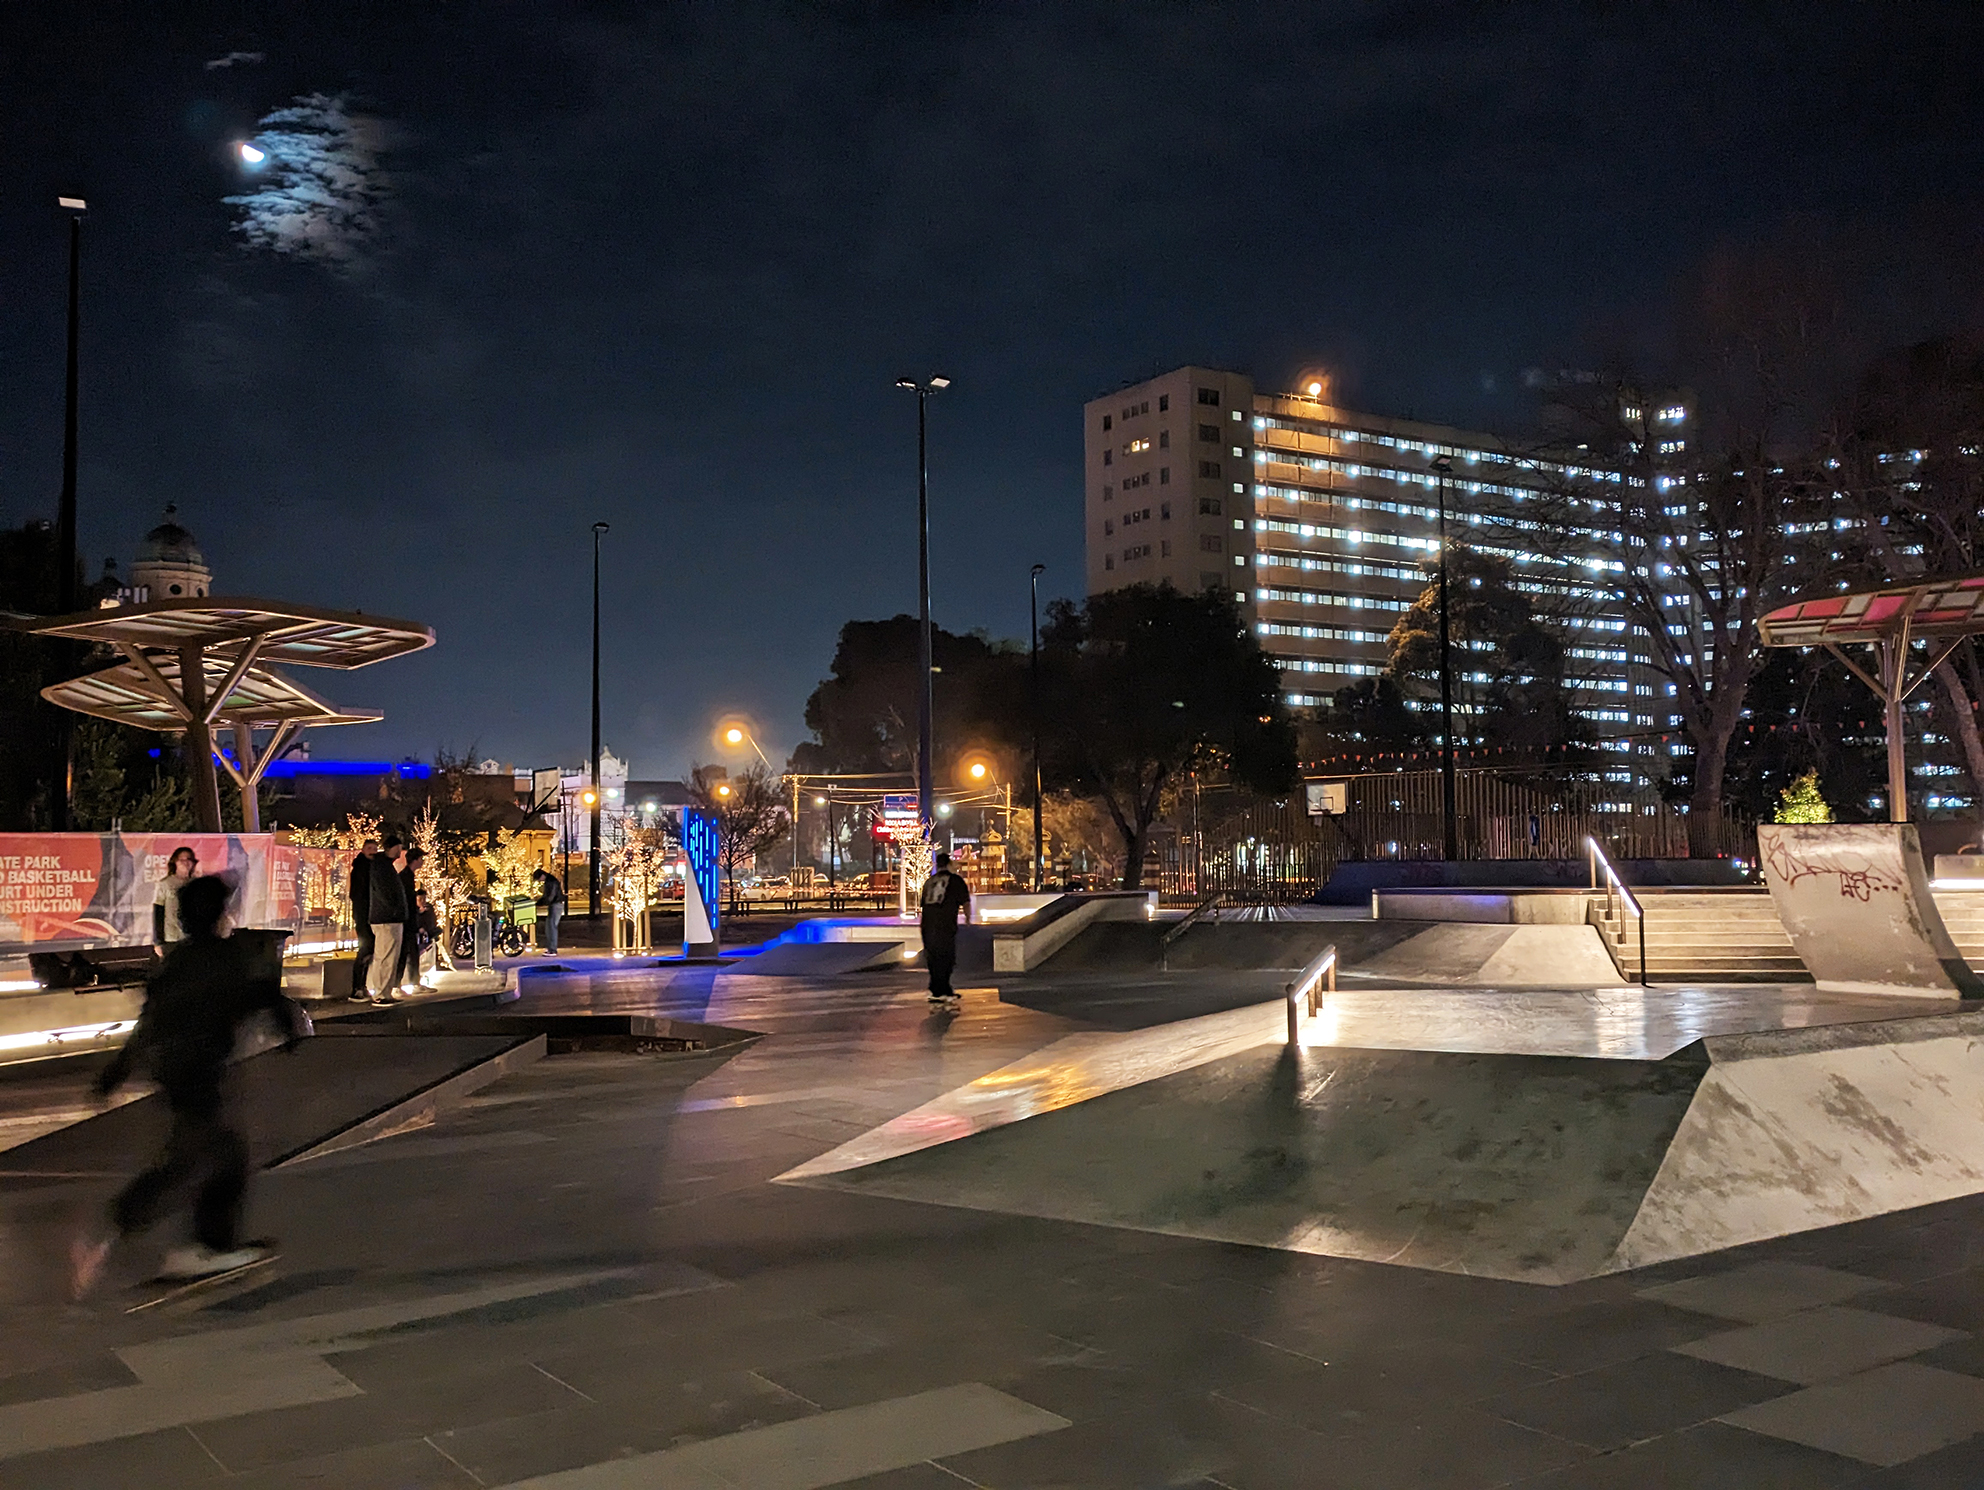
left=1930, top=890, right=1984, bottom=968
left=1587, top=889, right=1810, bottom=983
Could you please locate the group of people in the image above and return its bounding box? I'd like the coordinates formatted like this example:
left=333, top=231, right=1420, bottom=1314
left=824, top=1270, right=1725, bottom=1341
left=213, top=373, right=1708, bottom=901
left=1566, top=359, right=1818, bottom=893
left=348, top=837, right=448, bottom=1002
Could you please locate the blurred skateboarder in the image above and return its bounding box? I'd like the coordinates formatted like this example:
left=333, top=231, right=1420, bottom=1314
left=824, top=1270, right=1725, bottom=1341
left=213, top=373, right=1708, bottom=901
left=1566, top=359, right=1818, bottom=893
left=920, top=850, right=971, bottom=1007
left=70, top=875, right=312, bottom=1299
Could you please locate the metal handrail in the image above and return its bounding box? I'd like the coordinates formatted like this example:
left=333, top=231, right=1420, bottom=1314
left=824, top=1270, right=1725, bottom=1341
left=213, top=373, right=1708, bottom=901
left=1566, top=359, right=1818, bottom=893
left=1285, top=944, right=1338, bottom=1045
left=1585, top=836, right=1648, bottom=986
left=1158, top=892, right=1229, bottom=969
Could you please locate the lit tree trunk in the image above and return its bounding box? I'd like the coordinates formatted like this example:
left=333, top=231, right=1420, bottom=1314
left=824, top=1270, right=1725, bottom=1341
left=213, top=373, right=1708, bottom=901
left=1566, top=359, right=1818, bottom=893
left=1688, top=725, right=1731, bottom=858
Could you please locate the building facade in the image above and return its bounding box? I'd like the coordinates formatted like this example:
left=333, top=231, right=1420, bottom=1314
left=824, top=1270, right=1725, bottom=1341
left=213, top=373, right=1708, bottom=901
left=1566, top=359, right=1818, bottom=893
left=1084, top=366, right=1668, bottom=780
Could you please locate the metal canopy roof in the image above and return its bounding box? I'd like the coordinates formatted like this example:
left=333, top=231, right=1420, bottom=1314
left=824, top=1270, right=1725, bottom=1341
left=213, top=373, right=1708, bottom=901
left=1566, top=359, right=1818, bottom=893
left=11, top=596, right=434, bottom=667
left=43, top=658, right=382, bottom=731
left=1759, top=574, right=1984, bottom=648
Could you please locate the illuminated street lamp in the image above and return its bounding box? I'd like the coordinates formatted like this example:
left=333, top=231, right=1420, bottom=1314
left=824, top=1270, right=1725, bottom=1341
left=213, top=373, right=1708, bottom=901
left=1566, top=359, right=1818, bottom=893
left=53, top=195, right=86, bottom=830
left=1030, top=562, right=1046, bottom=891
left=1430, top=455, right=1456, bottom=861
left=590, top=520, right=609, bottom=921
left=895, top=374, right=950, bottom=830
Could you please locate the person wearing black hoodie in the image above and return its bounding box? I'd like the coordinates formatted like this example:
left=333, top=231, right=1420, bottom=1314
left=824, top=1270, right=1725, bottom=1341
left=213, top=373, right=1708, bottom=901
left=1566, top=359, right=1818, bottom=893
left=70, top=875, right=312, bottom=1298
left=365, top=839, right=411, bottom=1002
left=348, top=839, right=379, bottom=995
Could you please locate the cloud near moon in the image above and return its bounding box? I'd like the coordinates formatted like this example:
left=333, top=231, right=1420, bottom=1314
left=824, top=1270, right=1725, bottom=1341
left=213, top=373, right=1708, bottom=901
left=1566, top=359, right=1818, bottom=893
left=224, top=93, right=391, bottom=269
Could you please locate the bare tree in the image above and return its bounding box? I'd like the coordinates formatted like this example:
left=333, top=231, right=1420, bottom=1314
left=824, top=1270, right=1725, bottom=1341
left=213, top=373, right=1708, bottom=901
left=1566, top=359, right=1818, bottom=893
left=689, top=762, right=787, bottom=913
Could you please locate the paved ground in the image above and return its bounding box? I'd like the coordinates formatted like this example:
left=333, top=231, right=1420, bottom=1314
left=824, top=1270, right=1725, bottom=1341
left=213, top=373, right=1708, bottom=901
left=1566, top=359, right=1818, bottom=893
left=3, top=962, right=1984, bottom=1486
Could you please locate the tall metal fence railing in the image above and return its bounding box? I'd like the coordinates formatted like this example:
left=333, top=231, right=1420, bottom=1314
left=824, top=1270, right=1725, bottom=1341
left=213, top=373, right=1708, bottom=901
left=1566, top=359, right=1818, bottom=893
left=1145, top=770, right=1751, bottom=903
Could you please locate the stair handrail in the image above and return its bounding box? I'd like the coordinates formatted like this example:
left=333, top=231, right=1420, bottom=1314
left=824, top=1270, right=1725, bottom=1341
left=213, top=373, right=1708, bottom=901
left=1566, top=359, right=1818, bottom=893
left=1585, top=835, right=1649, bottom=986
left=1159, top=891, right=1229, bottom=969
left=1285, top=943, right=1338, bottom=1045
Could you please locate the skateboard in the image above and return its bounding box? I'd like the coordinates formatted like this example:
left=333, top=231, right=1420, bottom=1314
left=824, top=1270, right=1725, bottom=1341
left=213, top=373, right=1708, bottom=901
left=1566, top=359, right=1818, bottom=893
left=124, top=1252, right=279, bottom=1314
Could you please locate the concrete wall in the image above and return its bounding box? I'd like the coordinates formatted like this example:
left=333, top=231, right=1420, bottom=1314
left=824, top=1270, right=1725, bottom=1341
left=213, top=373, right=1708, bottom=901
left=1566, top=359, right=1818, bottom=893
left=1375, top=890, right=1593, bottom=924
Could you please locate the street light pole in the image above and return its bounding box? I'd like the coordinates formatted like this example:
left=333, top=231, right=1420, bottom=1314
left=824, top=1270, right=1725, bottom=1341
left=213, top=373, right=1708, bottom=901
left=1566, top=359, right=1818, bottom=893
left=896, top=376, right=950, bottom=831
left=1431, top=455, right=1457, bottom=861
left=590, top=521, right=609, bottom=922
left=1029, top=562, right=1046, bottom=890
left=54, top=197, right=86, bottom=832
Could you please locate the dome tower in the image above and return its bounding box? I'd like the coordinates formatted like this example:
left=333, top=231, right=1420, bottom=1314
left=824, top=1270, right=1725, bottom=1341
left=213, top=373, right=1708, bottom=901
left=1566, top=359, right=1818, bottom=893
left=131, top=505, right=212, bottom=601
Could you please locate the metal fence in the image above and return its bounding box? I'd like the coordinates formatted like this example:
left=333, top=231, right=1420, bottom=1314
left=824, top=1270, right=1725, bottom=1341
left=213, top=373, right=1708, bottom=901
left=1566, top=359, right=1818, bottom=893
left=1147, top=770, right=1751, bottom=902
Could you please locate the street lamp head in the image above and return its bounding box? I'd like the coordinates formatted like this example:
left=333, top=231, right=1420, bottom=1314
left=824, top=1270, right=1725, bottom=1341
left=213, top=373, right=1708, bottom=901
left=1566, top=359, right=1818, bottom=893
left=969, top=762, right=987, bottom=780
left=936, top=801, right=953, bottom=818
left=929, top=376, right=951, bottom=389
left=894, top=377, right=916, bottom=389
left=724, top=727, right=744, bottom=745
left=717, top=783, right=732, bottom=798
left=814, top=795, right=827, bottom=806
left=593, top=521, right=610, bottom=534
left=57, top=196, right=88, bottom=212
left=581, top=789, right=598, bottom=807
left=1030, top=563, right=1046, bottom=578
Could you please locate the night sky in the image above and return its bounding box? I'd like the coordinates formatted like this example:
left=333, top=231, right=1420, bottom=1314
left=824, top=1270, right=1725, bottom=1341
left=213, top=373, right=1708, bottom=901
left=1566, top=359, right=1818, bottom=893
left=3, top=2, right=1981, bottom=777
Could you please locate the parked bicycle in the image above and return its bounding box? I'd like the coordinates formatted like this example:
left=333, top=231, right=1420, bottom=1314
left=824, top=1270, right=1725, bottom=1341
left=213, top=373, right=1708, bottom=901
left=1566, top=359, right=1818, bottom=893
left=448, top=896, right=530, bottom=959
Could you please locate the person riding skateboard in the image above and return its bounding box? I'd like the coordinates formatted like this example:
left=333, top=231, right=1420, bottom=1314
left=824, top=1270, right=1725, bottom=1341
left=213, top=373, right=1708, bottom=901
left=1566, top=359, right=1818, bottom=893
left=70, top=874, right=312, bottom=1299
left=919, top=850, right=971, bottom=1007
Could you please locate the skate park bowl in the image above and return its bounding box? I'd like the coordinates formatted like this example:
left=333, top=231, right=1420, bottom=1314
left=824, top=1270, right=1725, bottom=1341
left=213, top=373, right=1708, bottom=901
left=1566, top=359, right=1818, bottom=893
left=782, top=971, right=1984, bottom=1284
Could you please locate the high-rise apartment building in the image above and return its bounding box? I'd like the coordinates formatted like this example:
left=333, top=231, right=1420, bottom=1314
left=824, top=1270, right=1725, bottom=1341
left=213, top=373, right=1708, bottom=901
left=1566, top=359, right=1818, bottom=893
left=1083, top=366, right=1666, bottom=774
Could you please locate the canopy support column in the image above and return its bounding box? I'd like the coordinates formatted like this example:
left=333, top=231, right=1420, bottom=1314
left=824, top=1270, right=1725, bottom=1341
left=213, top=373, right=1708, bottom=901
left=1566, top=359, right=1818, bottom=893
left=179, top=644, right=223, bottom=832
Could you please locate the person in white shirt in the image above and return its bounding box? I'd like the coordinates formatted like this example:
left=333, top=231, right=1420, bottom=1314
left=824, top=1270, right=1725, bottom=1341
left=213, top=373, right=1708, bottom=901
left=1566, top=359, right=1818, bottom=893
left=152, top=847, right=198, bottom=947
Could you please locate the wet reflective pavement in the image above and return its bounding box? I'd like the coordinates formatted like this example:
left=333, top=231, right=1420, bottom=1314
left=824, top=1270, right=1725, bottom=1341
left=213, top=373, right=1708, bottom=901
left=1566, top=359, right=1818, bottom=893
left=2, top=960, right=1984, bottom=1485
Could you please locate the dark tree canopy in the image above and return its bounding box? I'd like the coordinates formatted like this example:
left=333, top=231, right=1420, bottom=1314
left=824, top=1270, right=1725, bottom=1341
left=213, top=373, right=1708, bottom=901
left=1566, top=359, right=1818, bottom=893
left=789, top=615, right=1027, bottom=783
left=1039, top=583, right=1296, bottom=889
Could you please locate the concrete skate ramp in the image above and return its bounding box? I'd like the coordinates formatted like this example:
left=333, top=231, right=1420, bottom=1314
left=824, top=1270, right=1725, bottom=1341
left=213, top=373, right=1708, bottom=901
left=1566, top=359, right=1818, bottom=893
left=1758, top=823, right=1984, bottom=998
left=1352, top=923, right=1623, bottom=986
left=1045, top=919, right=1417, bottom=972
left=785, top=999, right=1984, bottom=1283
left=0, top=1032, right=539, bottom=1179
left=734, top=940, right=910, bottom=976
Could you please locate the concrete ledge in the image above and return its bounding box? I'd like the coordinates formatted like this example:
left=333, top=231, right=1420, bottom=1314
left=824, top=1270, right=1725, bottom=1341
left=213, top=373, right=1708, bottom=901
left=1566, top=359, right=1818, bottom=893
left=991, top=892, right=1157, bottom=973
left=1375, top=889, right=1594, bottom=925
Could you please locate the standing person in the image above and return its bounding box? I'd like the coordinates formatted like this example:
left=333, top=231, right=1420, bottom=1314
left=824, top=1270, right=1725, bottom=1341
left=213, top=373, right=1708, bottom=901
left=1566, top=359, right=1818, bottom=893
left=531, top=867, right=565, bottom=955
left=347, top=839, right=380, bottom=998
left=366, top=839, right=410, bottom=1003
left=396, top=848, right=425, bottom=994
left=151, top=847, right=198, bottom=948
left=70, top=875, right=313, bottom=1297
left=919, top=850, right=971, bottom=1007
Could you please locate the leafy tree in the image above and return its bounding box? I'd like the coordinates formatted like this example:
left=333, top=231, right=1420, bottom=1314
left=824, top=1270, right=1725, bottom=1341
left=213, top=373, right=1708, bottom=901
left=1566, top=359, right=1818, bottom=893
left=1310, top=675, right=1426, bottom=760
left=1039, top=584, right=1297, bottom=890
left=1774, top=769, right=1834, bottom=824
left=689, top=762, right=788, bottom=912
left=1384, top=545, right=1594, bottom=767
left=790, top=615, right=1027, bottom=781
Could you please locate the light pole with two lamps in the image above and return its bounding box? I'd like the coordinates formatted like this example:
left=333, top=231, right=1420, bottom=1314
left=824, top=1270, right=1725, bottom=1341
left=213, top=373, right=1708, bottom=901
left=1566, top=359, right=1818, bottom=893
left=894, top=375, right=950, bottom=832
left=1029, top=562, right=1046, bottom=891
left=1430, top=456, right=1457, bottom=861
left=589, top=521, right=609, bottom=922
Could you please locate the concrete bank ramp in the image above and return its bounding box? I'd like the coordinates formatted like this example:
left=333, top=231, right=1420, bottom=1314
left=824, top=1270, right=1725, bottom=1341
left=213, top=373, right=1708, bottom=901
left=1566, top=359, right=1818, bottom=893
left=733, top=940, right=912, bottom=977
left=1353, top=922, right=1623, bottom=987
left=0, top=1031, right=542, bottom=1179
left=782, top=1001, right=1984, bottom=1283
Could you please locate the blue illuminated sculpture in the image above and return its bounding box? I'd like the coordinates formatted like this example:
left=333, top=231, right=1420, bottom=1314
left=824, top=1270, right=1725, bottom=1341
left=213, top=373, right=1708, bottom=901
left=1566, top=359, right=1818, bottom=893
left=683, top=807, right=721, bottom=957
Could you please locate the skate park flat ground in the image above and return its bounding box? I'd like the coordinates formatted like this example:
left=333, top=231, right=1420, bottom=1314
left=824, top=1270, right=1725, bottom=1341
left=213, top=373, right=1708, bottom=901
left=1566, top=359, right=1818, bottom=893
left=7, top=957, right=1984, bottom=1484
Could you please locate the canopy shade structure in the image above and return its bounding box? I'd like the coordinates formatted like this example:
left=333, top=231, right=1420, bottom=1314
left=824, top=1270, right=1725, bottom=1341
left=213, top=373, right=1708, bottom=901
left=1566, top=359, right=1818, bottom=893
left=11, top=595, right=433, bottom=833
left=19, top=596, right=434, bottom=667
left=43, top=657, right=382, bottom=732
left=1760, top=574, right=1984, bottom=823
